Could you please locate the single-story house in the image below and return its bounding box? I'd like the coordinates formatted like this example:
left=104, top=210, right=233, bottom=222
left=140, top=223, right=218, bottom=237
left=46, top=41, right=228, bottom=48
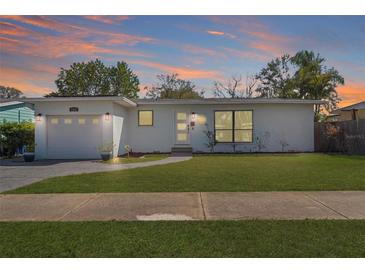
left=0, top=100, right=34, bottom=123
left=21, top=97, right=323, bottom=159
left=327, top=101, right=365, bottom=122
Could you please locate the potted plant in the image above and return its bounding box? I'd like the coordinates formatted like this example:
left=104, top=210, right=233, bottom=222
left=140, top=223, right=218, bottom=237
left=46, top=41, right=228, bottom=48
left=23, top=143, right=35, bottom=162
left=98, top=142, right=114, bottom=161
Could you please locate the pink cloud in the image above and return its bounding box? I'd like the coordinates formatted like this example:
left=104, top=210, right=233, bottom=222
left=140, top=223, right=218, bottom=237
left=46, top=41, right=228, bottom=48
left=337, top=81, right=365, bottom=107
left=1, top=34, right=150, bottom=59
left=0, top=21, right=33, bottom=36
left=208, top=16, right=295, bottom=57
left=207, top=30, right=237, bottom=39
left=0, top=15, right=80, bottom=33
left=131, top=60, right=220, bottom=79
left=0, top=67, right=54, bottom=96
left=84, top=16, right=130, bottom=24
left=245, top=30, right=293, bottom=56
left=0, top=17, right=154, bottom=59
left=207, top=30, right=225, bottom=36
left=248, top=41, right=287, bottom=56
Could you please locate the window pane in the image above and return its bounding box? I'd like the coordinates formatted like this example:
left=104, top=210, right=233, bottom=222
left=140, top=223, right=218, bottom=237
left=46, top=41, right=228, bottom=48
left=215, top=111, right=232, bottom=129
left=64, top=118, right=72, bottom=124
left=235, top=111, right=252, bottom=129
left=78, top=118, right=85, bottom=124
left=50, top=118, right=58, bottom=124
left=235, top=130, right=253, bottom=142
left=139, top=111, right=153, bottom=126
left=215, top=130, right=233, bottom=142
left=177, top=133, right=187, bottom=141
left=177, top=123, right=187, bottom=130
left=177, top=112, right=187, bottom=120
left=92, top=118, right=99, bottom=125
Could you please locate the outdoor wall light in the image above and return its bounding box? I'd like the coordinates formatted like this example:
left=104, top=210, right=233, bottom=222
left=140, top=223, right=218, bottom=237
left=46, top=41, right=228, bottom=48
left=190, top=112, right=197, bottom=129
left=105, top=112, right=111, bottom=121
left=36, top=113, right=42, bottom=122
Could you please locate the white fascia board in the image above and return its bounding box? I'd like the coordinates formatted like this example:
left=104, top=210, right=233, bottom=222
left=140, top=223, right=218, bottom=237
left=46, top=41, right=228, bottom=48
left=20, top=96, right=137, bottom=107
left=134, top=98, right=326, bottom=105
left=19, top=97, right=325, bottom=106
left=0, top=101, right=23, bottom=107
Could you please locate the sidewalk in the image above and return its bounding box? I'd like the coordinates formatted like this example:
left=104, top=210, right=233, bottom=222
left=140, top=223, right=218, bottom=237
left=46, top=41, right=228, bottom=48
left=1, top=191, right=364, bottom=221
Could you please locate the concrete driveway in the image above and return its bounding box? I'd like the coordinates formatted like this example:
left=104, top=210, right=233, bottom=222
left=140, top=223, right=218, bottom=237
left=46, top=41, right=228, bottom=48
left=0, top=157, right=192, bottom=193
left=1, top=191, right=365, bottom=221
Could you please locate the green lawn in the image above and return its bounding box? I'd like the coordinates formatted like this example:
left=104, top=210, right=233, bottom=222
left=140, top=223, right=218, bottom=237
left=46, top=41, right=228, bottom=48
left=102, top=154, right=168, bottom=164
left=7, top=153, right=365, bottom=193
left=1, top=220, right=364, bottom=257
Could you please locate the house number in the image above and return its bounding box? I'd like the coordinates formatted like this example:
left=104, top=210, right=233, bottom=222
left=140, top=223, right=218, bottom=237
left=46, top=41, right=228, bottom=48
left=69, top=107, right=79, bottom=112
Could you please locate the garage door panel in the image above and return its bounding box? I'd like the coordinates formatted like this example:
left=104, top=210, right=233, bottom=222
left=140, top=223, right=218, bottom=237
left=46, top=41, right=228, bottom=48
left=47, top=115, right=102, bottom=159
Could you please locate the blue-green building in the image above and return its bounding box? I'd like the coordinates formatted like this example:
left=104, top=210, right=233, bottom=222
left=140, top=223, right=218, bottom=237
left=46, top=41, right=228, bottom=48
left=0, top=100, right=34, bottom=123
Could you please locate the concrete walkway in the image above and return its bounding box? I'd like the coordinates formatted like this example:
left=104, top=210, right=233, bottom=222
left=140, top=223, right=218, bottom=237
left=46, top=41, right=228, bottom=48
left=1, top=191, right=364, bottom=221
left=0, top=157, right=192, bottom=193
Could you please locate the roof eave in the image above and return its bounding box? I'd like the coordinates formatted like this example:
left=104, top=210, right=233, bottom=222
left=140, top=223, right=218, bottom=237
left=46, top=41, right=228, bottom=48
left=0, top=101, right=23, bottom=108
left=19, top=97, right=325, bottom=106
left=338, top=101, right=365, bottom=111
left=133, top=99, right=326, bottom=105
left=19, top=96, right=137, bottom=107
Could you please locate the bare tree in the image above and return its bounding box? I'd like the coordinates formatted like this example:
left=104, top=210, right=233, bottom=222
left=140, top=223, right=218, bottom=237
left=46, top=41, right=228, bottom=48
left=213, top=74, right=257, bottom=98
left=245, top=74, right=257, bottom=98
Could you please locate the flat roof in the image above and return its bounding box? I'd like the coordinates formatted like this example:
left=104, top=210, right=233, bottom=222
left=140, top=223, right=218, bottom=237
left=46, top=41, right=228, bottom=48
left=339, top=101, right=365, bottom=111
left=134, top=98, right=325, bottom=105
left=0, top=101, right=23, bottom=108
left=21, top=96, right=325, bottom=106
left=20, top=96, right=137, bottom=107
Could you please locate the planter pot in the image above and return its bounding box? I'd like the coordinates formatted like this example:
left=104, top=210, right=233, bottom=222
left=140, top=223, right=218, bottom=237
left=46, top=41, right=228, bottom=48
left=100, top=152, right=112, bottom=161
left=23, top=152, right=35, bottom=162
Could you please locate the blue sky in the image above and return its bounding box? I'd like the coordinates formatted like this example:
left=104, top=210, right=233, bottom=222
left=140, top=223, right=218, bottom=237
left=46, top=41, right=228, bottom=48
left=0, top=16, right=364, bottom=105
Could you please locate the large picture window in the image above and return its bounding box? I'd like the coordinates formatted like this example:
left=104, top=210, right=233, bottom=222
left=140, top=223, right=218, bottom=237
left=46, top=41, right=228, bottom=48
left=138, top=110, right=153, bottom=126
left=214, top=110, right=253, bottom=143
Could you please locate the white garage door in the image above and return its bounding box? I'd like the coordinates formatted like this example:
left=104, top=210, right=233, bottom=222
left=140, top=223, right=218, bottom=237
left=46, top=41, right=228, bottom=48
left=47, top=115, right=103, bottom=159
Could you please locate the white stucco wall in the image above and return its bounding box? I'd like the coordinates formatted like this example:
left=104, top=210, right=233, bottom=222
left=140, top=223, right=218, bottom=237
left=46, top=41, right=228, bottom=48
left=125, top=105, right=178, bottom=153
left=112, top=103, right=128, bottom=156
left=126, top=103, right=314, bottom=153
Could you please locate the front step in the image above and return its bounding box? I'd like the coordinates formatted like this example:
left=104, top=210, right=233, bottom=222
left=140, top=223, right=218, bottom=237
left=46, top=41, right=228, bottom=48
left=170, top=146, right=193, bottom=156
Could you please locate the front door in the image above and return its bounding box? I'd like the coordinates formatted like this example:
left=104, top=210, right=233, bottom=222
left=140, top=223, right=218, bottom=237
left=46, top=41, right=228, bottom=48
left=175, top=111, right=190, bottom=145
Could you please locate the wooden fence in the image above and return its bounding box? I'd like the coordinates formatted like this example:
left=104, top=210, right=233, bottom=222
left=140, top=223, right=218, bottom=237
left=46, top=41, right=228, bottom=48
left=314, top=119, right=365, bottom=154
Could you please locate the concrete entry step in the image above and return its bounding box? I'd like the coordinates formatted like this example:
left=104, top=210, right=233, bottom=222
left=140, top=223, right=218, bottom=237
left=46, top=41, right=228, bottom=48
left=171, top=146, right=193, bottom=156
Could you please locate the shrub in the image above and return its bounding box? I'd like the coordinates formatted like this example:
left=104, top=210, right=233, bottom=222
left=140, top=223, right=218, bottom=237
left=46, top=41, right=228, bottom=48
left=203, top=124, right=215, bottom=152
left=0, top=121, right=34, bottom=157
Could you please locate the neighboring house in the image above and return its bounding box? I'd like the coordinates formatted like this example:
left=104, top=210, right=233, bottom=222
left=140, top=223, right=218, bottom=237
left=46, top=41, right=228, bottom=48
left=21, top=97, right=323, bottom=159
left=327, top=101, right=365, bottom=122
left=0, top=100, right=35, bottom=123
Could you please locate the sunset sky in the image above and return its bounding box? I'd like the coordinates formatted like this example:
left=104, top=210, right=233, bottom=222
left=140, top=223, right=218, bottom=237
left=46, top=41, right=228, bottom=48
left=0, top=15, right=364, bottom=107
